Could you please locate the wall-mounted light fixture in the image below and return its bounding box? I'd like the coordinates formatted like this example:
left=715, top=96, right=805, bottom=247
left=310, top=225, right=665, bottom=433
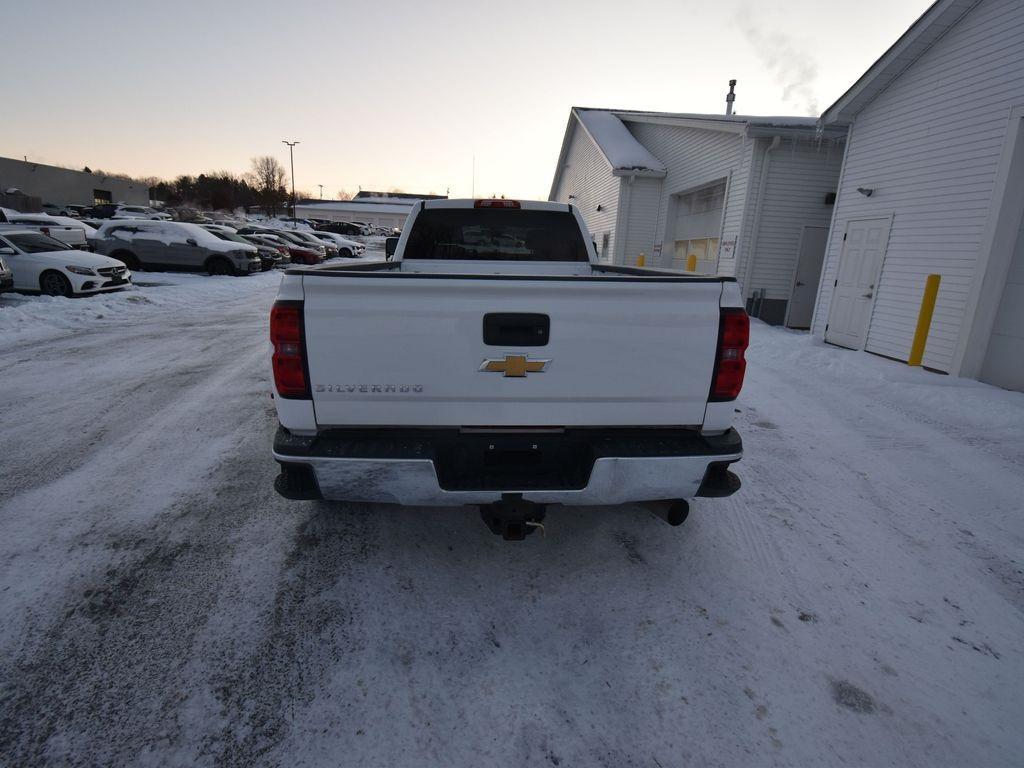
left=596, top=204, right=603, bottom=211
left=856, top=187, right=874, bottom=197
left=567, top=194, right=577, bottom=200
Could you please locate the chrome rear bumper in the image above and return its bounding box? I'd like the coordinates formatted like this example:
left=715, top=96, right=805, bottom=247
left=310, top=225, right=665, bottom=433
left=273, top=426, right=741, bottom=506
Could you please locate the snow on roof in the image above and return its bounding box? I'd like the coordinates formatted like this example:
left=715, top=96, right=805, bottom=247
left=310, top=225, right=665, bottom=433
left=575, top=110, right=667, bottom=174
left=295, top=201, right=414, bottom=215
left=592, top=107, right=821, bottom=130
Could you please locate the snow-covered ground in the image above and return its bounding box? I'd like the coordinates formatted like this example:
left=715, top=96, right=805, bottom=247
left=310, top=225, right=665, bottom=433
left=0, top=273, right=1021, bottom=767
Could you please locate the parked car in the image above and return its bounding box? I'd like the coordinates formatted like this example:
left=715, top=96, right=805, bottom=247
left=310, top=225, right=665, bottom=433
left=285, top=229, right=339, bottom=259
left=200, top=225, right=287, bottom=270
left=0, top=252, right=13, bottom=293
left=269, top=199, right=748, bottom=539
left=42, top=203, right=80, bottom=217
left=317, top=221, right=368, bottom=237
left=240, top=231, right=322, bottom=266
left=0, top=215, right=91, bottom=249
left=309, top=231, right=365, bottom=257
left=93, top=220, right=261, bottom=275
left=238, top=226, right=326, bottom=259
left=0, top=229, right=132, bottom=297
left=81, top=204, right=120, bottom=219
left=113, top=205, right=172, bottom=221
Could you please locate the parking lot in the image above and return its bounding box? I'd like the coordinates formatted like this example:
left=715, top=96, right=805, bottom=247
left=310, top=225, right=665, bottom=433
left=1, top=267, right=1021, bottom=767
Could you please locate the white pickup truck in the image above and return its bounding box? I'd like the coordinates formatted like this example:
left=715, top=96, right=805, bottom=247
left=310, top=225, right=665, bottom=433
left=270, top=199, right=748, bottom=538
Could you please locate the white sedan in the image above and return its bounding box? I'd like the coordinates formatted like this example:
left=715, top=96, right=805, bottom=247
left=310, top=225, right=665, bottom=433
left=309, top=231, right=366, bottom=257
left=0, top=229, right=132, bottom=297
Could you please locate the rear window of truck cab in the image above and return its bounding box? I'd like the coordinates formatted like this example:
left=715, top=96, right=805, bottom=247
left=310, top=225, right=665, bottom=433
left=403, top=209, right=589, bottom=262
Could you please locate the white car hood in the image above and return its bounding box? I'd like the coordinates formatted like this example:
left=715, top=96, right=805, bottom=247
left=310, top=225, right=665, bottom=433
left=30, top=250, right=131, bottom=269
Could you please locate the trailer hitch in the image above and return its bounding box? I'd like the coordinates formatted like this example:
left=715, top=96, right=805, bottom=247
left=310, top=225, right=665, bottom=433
left=479, top=496, right=547, bottom=540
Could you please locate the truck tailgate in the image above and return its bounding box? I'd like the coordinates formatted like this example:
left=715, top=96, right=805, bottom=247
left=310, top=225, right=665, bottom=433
left=301, top=273, right=723, bottom=427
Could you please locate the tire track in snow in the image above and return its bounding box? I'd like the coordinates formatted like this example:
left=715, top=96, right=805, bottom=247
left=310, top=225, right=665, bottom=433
left=0, top=406, right=282, bottom=767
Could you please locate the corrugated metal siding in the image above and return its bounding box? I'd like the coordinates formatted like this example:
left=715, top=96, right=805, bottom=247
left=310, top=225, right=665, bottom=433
left=623, top=121, right=751, bottom=275
left=747, top=140, right=845, bottom=300
left=812, top=0, right=1024, bottom=372
left=551, top=118, right=620, bottom=259
left=618, top=178, right=663, bottom=265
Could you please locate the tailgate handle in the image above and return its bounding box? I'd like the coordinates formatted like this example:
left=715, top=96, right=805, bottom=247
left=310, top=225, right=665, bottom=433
left=483, top=313, right=550, bottom=346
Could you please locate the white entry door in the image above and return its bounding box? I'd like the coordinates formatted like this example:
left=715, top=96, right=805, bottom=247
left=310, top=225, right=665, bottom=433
left=825, top=217, right=891, bottom=349
left=786, top=226, right=829, bottom=329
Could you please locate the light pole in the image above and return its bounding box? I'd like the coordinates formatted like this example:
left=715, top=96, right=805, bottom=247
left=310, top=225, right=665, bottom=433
left=282, top=140, right=299, bottom=217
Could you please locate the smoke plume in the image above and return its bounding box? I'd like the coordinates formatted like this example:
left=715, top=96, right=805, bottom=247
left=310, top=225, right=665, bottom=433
left=736, top=12, right=820, bottom=116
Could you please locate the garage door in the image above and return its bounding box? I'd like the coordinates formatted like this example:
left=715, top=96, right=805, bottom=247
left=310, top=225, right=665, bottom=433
left=980, top=217, right=1024, bottom=391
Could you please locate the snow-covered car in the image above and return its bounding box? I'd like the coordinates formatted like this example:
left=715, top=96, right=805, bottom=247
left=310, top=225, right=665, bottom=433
left=0, top=214, right=96, bottom=249
left=0, top=229, right=131, bottom=297
left=309, top=231, right=365, bottom=258
left=113, top=205, right=172, bottom=221
left=92, top=220, right=261, bottom=276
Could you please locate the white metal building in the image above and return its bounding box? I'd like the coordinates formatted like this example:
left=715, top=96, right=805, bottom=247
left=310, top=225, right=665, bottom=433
left=295, top=197, right=418, bottom=229
left=549, top=108, right=847, bottom=325
left=811, top=0, right=1024, bottom=391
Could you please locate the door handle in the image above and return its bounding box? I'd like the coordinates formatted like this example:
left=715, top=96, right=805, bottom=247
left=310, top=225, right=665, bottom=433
left=483, top=313, right=550, bottom=346
left=862, top=292, right=873, bottom=298
left=795, top=281, right=805, bottom=286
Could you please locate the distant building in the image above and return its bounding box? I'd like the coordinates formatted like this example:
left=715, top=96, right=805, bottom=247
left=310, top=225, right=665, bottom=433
left=295, top=191, right=447, bottom=230
left=0, top=156, right=150, bottom=208
left=353, top=190, right=447, bottom=201
left=811, top=0, right=1024, bottom=391
left=549, top=108, right=847, bottom=326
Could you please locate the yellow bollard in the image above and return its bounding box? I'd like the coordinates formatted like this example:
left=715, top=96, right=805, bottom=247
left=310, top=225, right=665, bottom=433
left=908, top=274, right=941, bottom=366
left=686, top=254, right=697, bottom=272
left=637, top=253, right=646, bottom=267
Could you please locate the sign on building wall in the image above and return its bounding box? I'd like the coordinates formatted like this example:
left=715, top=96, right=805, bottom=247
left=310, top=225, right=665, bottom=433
left=719, top=239, right=736, bottom=261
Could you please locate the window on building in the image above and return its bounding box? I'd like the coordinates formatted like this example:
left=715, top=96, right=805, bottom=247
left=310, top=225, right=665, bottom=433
left=600, top=232, right=610, bottom=261
left=93, top=189, right=112, bottom=205
left=671, top=181, right=726, bottom=271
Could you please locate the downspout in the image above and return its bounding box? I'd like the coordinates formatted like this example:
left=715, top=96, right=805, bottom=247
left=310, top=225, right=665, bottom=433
left=619, top=174, right=635, bottom=265
left=741, top=135, right=781, bottom=308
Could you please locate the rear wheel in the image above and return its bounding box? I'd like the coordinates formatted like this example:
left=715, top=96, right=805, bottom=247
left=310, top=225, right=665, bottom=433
left=206, top=257, right=234, bottom=276
left=40, top=271, right=73, bottom=297
left=111, top=250, right=141, bottom=271
left=339, top=248, right=353, bottom=258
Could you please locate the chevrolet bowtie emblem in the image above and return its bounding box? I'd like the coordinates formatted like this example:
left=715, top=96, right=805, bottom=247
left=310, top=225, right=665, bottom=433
left=479, top=354, right=550, bottom=377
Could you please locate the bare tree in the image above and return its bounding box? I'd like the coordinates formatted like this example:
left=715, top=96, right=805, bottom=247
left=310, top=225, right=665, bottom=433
left=335, top=190, right=354, bottom=200
left=247, top=156, right=288, bottom=215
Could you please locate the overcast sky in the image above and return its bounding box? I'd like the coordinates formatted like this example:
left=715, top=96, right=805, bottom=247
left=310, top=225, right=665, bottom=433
left=1, top=0, right=931, bottom=200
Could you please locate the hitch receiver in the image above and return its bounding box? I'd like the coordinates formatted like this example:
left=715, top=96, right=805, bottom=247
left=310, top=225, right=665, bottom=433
left=480, top=496, right=547, bottom=540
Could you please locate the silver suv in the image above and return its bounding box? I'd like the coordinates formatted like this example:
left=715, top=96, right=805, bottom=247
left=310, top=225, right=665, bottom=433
left=92, top=220, right=261, bottom=275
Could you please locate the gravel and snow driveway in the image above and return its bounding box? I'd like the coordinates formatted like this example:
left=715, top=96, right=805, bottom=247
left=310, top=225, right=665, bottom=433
left=1, top=271, right=1021, bottom=767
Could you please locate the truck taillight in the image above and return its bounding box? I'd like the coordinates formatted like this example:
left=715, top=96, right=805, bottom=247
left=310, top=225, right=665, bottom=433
left=710, top=308, right=749, bottom=401
left=474, top=199, right=521, bottom=209
left=270, top=301, right=309, bottom=398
